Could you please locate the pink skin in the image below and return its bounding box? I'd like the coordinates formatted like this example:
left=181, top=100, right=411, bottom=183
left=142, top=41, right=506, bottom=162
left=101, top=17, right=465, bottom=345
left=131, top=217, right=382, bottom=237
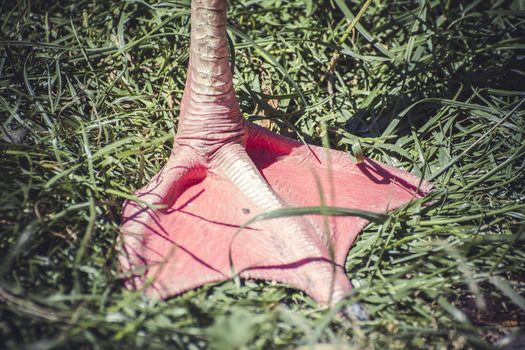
left=120, top=0, right=431, bottom=306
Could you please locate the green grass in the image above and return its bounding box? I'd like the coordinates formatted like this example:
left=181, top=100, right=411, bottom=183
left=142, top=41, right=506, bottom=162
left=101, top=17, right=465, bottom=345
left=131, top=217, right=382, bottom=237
left=1, top=0, right=524, bottom=348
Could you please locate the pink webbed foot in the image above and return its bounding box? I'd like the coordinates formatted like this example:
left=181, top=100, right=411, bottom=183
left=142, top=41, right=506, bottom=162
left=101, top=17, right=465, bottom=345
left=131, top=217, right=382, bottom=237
left=120, top=123, right=431, bottom=305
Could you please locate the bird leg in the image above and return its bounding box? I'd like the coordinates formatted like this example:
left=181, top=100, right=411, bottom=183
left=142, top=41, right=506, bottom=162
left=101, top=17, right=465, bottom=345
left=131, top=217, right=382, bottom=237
left=120, top=0, right=431, bottom=306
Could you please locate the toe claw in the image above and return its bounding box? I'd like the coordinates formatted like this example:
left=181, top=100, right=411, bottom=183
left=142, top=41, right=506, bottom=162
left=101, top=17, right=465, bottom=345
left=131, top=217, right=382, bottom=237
left=340, top=302, right=370, bottom=321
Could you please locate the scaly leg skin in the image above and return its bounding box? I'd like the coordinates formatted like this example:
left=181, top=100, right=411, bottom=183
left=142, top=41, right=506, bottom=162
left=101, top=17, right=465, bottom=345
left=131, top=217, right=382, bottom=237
left=119, top=0, right=431, bottom=312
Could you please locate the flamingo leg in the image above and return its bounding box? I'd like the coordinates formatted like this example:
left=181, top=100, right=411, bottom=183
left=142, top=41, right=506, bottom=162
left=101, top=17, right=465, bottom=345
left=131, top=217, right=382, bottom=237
left=119, top=0, right=431, bottom=306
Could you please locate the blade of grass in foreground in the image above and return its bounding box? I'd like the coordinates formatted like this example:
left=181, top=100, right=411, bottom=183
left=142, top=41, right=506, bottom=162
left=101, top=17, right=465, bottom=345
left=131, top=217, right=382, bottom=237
left=241, top=206, right=388, bottom=228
